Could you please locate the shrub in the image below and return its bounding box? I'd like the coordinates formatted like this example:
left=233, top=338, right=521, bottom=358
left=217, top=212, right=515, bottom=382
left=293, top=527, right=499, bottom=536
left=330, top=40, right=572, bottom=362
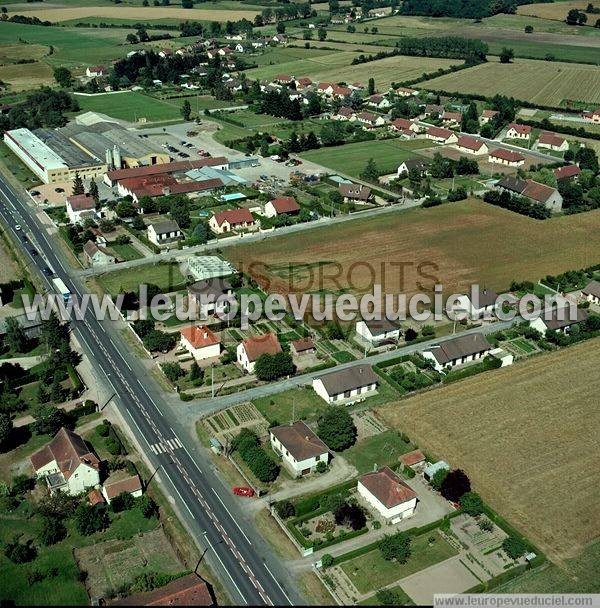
left=460, top=491, right=484, bottom=516
left=372, top=520, right=382, bottom=530
left=138, top=496, right=158, bottom=519
left=321, top=553, right=334, bottom=568
left=5, top=539, right=37, bottom=563
left=321, top=493, right=345, bottom=513
left=315, top=460, right=327, bottom=474
left=334, top=503, right=366, bottom=531
left=430, top=467, right=449, bottom=490
left=317, top=406, right=357, bottom=451
left=96, top=421, right=111, bottom=437
left=110, top=491, right=135, bottom=513
left=105, top=435, right=122, bottom=455
left=38, top=517, right=67, bottom=546
left=378, top=531, right=411, bottom=562
left=275, top=500, right=295, bottom=519
left=503, top=535, right=529, bottom=559
left=441, top=469, right=471, bottom=503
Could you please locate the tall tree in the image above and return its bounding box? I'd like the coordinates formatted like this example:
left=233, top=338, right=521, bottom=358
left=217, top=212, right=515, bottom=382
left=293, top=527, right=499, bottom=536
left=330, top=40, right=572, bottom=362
left=53, top=67, right=72, bottom=88
left=317, top=406, right=357, bottom=451
left=5, top=317, right=28, bottom=353
left=72, top=171, right=85, bottom=196
left=181, top=99, right=192, bottom=121
left=88, top=178, right=99, bottom=203
left=499, top=47, right=514, bottom=63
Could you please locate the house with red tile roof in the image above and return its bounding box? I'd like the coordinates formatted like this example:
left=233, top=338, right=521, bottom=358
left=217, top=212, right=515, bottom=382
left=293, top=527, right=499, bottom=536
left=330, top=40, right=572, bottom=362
left=425, top=126, right=458, bottom=144
left=269, top=421, right=329, bottom=477
left=209, top=208, right=256, bottom=234
left=441, top=110, right=461, bottom=126
left=553, top=164, right=581, bottom=181
left=583, top=108, right=600, bottom=124
left=479, top=109, right=499, bottom=124
left=488, top=148, right=525, bottom=166
left=389, top=118, right=419, bottom=133
left=521, top=180, right=563, bottom=212
left=86, top=65, right=107, bottom=78
left=537, top=131, right=568, bottom=152
left=399, top=449, right=426, bottom=469
left=237, top=333, right=281, bottom=373
left=102, top=474, right=143, bottom=504
left=31, top=427, right=100, bottom=495
left=354, top=111, right=386, bottom=128
left=264, top=196, right=301, bottom=218
left=455, top=135, right=488, bottom=155
left=334, top=106, right=356, bottom=121
left=358, top=466, right=418, bottom=523
left=66, top=193, right=96, bottom=225
left=111, top=573, right=213, bottom=606
left=180, top=325, right=221, bottom=360
left=506, top=123, right=532, bottom=140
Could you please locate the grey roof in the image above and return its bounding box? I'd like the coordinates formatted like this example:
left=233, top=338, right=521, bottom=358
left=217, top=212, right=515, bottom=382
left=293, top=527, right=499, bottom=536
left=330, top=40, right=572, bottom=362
left=361, top=317, right=399, bottom=334
left=470, top=287, right=498, bottom=308
left=542, top=307, right=588, bottom=330
left=150, top=220, right=180, bottom=234
left=270, top=421, right=329, bottom=461
left=402, top=158, right=429, bottom=172
left=318, top=364, right=379, bottom=395
left=188, top=277, right=232, bottom=299
left=496, top=175, right=528, bottom=194
left=34, top=128, right=99, bottom=167
left=582, top=280, right=600, bottom=299
left=426, top=332, right=492, bottom=365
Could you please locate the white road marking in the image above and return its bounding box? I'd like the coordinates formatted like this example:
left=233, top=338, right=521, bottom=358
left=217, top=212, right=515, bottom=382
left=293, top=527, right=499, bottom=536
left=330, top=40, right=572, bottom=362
left=263, top=562, right=292, bottom=605
left=211, top=488, right=252, bottom=545
left=162, top=466, right=195, bottom=520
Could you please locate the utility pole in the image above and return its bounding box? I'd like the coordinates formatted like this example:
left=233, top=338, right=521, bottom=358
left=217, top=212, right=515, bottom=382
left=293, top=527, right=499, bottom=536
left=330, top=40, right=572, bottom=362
left=99, top=392, right=116, bottom=411
left=211, top=365, right=214, bottom=399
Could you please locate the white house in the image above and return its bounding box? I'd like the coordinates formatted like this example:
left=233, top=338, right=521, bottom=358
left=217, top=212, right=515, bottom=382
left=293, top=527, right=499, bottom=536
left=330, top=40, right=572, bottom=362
left=452, top=287, right=499, bottom=319
left=66, top=193, right=96, bottom=225
left=425, top=126, right=458, bottom=145
left=488, top=148, right=525, bottom=167
left=86, top=65, right=107, bottom=78
left=397, top=158, right=429, bottom=178
left=353, top=111, right=386, bottom=128
left=355, top=318, right=400, bottom=344
left=422, top=333, right=492, bottom=372
left=313, top=364, right=379, bottom=404
left=358, top=467, right=418, bottom=524
left=83, top=240, right=116, bottom=267
left=101, top=474, right=143, bottom=504
left=583, top=108, right=600, bottom=124
left=479, top=109, right=498, bottom=124
left=180, top=325, right=221, bottom=361
left=263, top=196, right=301, bottom=218
left=455, top=135, right=488, bottom=156
left=506, top=123, right=532, bottom=140
left=529, top=306, right=588, bottom=336
left=537, top=132, right=569, bottom=152
left=187, top=277, right=236, bottom=318
left=582, top=280, right=600, bottom=305
left=209, top=208, right=256, bottom=234
left=147, top=220, right=182, bottom=246
left=366, top=94, right=391, bottom=110
left=237, top=333, right=281, bottom=373
left=30, top=427, right=101, bottom=495
left=269, top=421, right=329, bottom=477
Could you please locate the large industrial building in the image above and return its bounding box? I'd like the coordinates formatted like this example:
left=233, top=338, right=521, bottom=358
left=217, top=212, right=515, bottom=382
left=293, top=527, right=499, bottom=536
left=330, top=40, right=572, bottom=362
left=3, top=120, right=170, bottom=185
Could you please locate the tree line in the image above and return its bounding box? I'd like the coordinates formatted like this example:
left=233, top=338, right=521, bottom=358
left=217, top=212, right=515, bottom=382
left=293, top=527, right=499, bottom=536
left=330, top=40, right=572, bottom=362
left=0, top=88, right=79, bottom=131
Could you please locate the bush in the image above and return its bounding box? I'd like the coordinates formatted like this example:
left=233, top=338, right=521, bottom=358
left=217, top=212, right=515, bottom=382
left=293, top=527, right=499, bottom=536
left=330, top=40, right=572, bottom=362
left=38, top=517, right=67, bottom=546
left=460, top=491, right=484, bottom=516
left=315, top=460, right=327, bottom=474
left=372, top=520, right=382, bottom=530
left=378, top=531, right=411, bottom=562
left=321, top=553, right=334, bottom=568
left=440, top=469, right=471, bottom=503
left=161, top=362, right=184, bottom=383
left=294, top=496, right=320, bottom=517
left=502, top=535, right=529, bottom=559
left=275, top=500, right=295, bottom=519
left=4, top=539, right=37, bottom=563
left=105, top=435, right=122, bottom=455
left=321, top=493, right=345, bottom=513
left=110, top=491, right=135, bottom=513
left=430, top=467, right=449, bottom=490
left=232, top=429, right=279, bottom=483
left=317, top=406, right=357, bottom=452
left=334, top=503, right=366, bottom=531
left=138, top=495, right=158, bottom=519
left=96, top=421, right=111, bottom=437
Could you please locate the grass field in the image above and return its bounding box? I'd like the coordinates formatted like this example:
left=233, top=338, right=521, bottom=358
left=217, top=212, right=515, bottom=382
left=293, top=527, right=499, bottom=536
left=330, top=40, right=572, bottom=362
left=377, top=338, right=600, bottom=561
left=517, top=1, right=591, bottom=19
left=342, top=430, right=413, bottom=474
left=300, top=139, right=433, bottom=178
left=339, top=530, right=457, bottom=594
left=95, top=261, right=185, bottom=294
left=246, top=52, right=459, bottom=90
left=421, top=57, right=600, bottom=107
left=253, top=386, right=328, bottom=424
left=226, top=199, right=600, bottom=301
left=74, top=91, right=181, bottom=123
left=0, top=61, right=54, bottom=90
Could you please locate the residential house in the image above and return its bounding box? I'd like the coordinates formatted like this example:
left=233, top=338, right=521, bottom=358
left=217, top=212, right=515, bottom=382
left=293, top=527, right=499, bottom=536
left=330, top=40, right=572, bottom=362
left=83, top=240, right=116, bottom=267
left=423, top=104, right=443, bottom=117
left=269, top=421, right=329, bottom=477
left=390, top=118, right=419, bottom=134
left=488, top=148, right=525, bottom=167
left=529, top=306, right=588, bottom=335
left=367, top=94, right=391, bottom=110
left=538, top=131, right=569, bottom=152
left=30, top=427, right=101, bottom=495
left=237, top=333, right=282, bottom=373
left=209, top=208, right=256, bottom=234
left=263, top=196, right=301, bottom=218
left=295, top=77, right=312, bottom=89
left=452, top=287, right=499, bottom=318
left=180, top=325, right=221, bottom=361
left=441, top=111, right=461, bottom=127
left=339, top=183, right=372, bottom=203
left=583, top=108, right=600, bottom=123
left=291, top=337, right=316, bottom=356
left=554, top=164, right=581, bottom=181
left=187, top=277, right=236, bottom=317
left=331, top=84, right=352, bottom=99
left=479, top=109, right=498, bottom=124
left=355, top=318, right=400, bottom=344
left=425, top=126, right=458, bottom=144
left=312, top=364, right=379, bottom=404
left=334, top=106, right=356, bottom=121
left=66, top=193, right=96, bottom=224
left=506, top=123, right=532, bottom=140
left=358, top=467, right=418, bottom=523
left=582, top=280, right=600, bottom=305
left=400, top=449, right=426, bottom=471
left=272, top=34, right=288, bottom=45
left=395, top=87, right=418, bottom=97
left=521, top=180, right=563, bottom=212
left=158, top=49, right=173, bottom=58
left=234, top=42, right=251, bottom=53
left=85, top=65, right=107, bottom=78
left=421, top=332, right=492, bottom=372
left=147, top=220, right=182, bottom=246
left=101, top=474, right=143, bottom=504
left=354, top=111, right=386, bottom=128
left=317, top=82, right=333, bottom=96
left=112, top=573, right=213, bottom=606
left=397, top=158, right=429, bottom=178
left=455, top=135, right=488, bottom=156
left=274, top=74, right=293, bottom=85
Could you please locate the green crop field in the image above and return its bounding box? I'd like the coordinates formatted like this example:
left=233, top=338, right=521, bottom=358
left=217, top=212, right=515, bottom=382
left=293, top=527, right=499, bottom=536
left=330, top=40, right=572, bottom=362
left=422, top=57, right=600, bottom=107
left=95, top=262, right=185, bottom=295
left=74, top=91, right=181, bottom=122
left=300, top=139, right=432, bottom=178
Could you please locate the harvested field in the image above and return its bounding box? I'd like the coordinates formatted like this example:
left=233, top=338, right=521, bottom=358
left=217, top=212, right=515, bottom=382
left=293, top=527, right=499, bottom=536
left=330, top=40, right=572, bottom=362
left=421, top=57, right=600, bottom=107
left=376, top=338, right=600, bottom=560
left=517, top=1, right=591, bottom=19
left=226, top=199, right=600, bottom=301
left=246, top=53, right=460, bottom=90
left=0, top=43, right=48, bottom=65
left=0, top=61, right=54, bottom=90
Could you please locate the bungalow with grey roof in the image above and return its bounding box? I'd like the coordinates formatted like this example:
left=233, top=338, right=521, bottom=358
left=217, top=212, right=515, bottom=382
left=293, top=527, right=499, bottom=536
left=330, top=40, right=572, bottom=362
left=313, top=364, right=379, bottom=404
left=422, top=333, right=492, bottom=372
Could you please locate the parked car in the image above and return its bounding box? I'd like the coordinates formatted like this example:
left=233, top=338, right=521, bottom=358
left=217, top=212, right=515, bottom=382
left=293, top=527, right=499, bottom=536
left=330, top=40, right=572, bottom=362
left=232, top=487, right=254, bottom=498
left=15, top=224, right=21, bottom=231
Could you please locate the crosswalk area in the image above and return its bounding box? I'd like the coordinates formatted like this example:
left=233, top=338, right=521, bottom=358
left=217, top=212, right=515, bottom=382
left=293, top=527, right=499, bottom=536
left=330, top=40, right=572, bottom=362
left=149, top=438, right=183, bottom=454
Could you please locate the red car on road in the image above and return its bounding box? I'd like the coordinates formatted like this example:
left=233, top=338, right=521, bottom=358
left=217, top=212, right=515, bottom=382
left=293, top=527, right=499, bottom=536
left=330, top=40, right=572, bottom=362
left=232, top=486, right=255, bottom=497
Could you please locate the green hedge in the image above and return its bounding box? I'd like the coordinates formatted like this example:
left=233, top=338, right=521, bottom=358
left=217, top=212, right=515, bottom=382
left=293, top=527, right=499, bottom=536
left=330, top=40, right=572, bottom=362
left=464, top=564, right=528, bottom=593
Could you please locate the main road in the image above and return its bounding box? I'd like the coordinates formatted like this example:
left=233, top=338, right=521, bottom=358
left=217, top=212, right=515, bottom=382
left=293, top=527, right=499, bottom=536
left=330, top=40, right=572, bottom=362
left=0, top=173, right=304, bottom=606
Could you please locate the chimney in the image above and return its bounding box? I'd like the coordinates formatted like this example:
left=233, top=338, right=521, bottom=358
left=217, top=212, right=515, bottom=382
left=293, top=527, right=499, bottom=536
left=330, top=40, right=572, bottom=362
left=162, top=186, right=171, bottom=196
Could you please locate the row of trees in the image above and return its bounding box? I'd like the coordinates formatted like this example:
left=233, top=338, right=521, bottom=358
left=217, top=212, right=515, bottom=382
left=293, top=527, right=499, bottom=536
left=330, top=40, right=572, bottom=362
left=232, top=428, right=280, bottom=483
left=483, top=190, right=552, bottom=220
left=399, top=0, right=521, bottom=19
left=0, top=88, right=79, bottom=131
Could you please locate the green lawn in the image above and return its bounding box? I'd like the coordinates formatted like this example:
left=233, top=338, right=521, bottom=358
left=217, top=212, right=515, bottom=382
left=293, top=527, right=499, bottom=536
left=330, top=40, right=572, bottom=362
left=300, top=139, right=432, bottom=178
left=74, top=91, right=181, bottom=123
left=342, top=430, right=412, bottom=474
left=340, top=531, right=458, bottom=594
left=359, top=586, right=415, bottom=606
left=512, top=338, right=536, bottom=353
left=332, top=350, right=356, bottom=363
left=108, top=242, right=144, bottom=262
left=96, top=262, right=185, bottom=295
left=0, top=141, right=41, bottom=187
left=253, top=386, right=328, bottom=425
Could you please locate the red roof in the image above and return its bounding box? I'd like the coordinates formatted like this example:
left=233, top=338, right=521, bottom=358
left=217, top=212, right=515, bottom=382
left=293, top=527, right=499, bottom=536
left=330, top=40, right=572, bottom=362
left=357, top=111, right=377, bottom=122
left=390, top=118, right=413, bottom=131
left=104, top=474, right=143, bottom=500
left=442, top=111, right=461, bottom=121
left=508, top=123, right=532, bottom=135
left=270, top=196, right=300, bottom=214
left=88, top=489, right=105, bottom=506
left=400, top=449, right=426, bottom=467
left=292, top=337, right=315, bottom=352
left=241, top=333, right=281, bottom=362
left=522, top=180, right=557, bottom=204
left=489, top=148, right=525, bottom=162
left=212, top=208, right=254, bottom=227
left=359, top=466, right=417, bottom=508
left=338, top=106, right=355, bottom=118
left=111, top=573, right=213, bottom=606
left=481, top=109, right=498, bottom=118
left=181, top=325, right=221, bottom=349
left=427, top=126, right=454, bottom=140
left=317, top=82, right=332, bottom=90
left=296, top=77, right=312, bottom=86
left=67, top=193, right=95, bottom=211
left=538, top=131, right=566, bottom=147
left=119, top=175, right=222, bottom=198
left=457, top=135, right=485, bottom=151
left=331, top=85, right=351, bottom=97
left=106, top=157, right=228, bottom=182
left=275, top=74, right=292, bottom=82
left=553, top=164, right=581, bottom=180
